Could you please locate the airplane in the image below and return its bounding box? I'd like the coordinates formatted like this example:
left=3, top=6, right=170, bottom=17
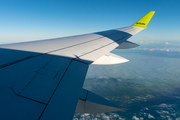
left=0, top=11, right=155, bottom=120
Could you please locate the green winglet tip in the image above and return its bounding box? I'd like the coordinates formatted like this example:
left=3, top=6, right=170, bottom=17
left=132, top=11, right=155, bottom=29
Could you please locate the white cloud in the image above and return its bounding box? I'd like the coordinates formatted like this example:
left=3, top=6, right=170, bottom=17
left=131, top=95, right=154, bottom=102
left=170, top=113, right=176, bottom=117
left=96, top=114, right=101, bottom=117
left=74, top=112, right=126, bottom=120
left=166, top=115, right=172, bottom=120
left=135, top=47, right=180, bottom=52
left=156, top=110, right=170, bottom=115
left=92, top=118, right=98, bottom=120
left=175, top=96, right=180, bottom=99
left=148, top=114, right=155, bottom=119
left=102, top=115, right=110, bottom=120
left=132, top=116, right=140, bottom=120
left=158, top=103, right=173, bottom=109
left=119, top=117, right=126, bottom=120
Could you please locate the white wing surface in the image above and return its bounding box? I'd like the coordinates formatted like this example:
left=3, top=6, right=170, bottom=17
left=0, top=11, right=155, bottom=120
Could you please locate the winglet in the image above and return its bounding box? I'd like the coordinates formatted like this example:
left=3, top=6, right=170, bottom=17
left=132, top=11, right=155, bottom=29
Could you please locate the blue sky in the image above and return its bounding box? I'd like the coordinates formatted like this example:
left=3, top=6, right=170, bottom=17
left=0, top=0, right=180, bottom=44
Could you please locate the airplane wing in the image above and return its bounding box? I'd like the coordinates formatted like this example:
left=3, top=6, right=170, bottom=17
left=0, top=11, right=155, bottom=120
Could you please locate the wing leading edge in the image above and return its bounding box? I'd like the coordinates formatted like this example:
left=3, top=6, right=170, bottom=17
left=0, top=11, right=155, bottom=120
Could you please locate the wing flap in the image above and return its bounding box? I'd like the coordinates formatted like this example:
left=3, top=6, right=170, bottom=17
left=92, top=53, right=129, bottom=65
left=115, top=41, right=139, bottom=49
left=76, top=89, right=124, bottom=113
